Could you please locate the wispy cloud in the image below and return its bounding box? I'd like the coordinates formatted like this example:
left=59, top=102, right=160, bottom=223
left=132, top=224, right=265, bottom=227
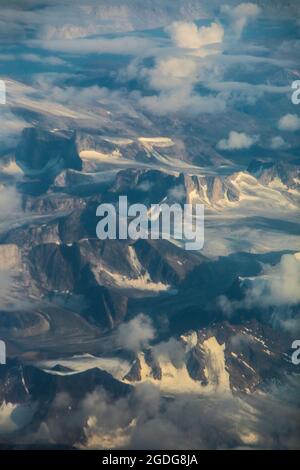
left=30, top=36, right=157, bottom=56
left=221, top=2, right=261, bottom=37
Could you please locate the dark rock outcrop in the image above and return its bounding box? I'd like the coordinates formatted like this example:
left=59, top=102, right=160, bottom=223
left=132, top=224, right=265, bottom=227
left=15, top=128, right=82, bottom=193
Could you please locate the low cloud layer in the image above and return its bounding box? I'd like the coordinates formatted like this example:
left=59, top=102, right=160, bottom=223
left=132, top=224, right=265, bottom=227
left=33, top=375, right=300, bottom=450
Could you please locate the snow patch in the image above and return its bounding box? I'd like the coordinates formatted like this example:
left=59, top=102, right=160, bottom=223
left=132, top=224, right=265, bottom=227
left=80, top=149, right=121, bottom=161
left=138, top=137, right=174, bottom=148
left=201, top=337, right=231, bottom=394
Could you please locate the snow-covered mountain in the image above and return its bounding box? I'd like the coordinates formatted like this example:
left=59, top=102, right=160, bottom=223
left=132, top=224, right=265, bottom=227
left=1, top=0, right=300, bottom=451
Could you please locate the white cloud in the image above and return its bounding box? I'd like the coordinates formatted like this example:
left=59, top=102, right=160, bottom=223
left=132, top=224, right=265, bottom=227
left=115, top=313, right=155, bottom=352
left=148, top=57, right=198, bottom=91
left=152, top=338, right=185, bottom=368
left=167, top=21, right=224, bottom=52
left=278, top=114, right=300, bottom=132
left=217, top=131, right=258, bottom=150
left=140, top=87, right=226, bottom=116
left=249, top=254, right=300, bottom=307
left=270, top=136, right=287, bottom=150
left=222, top=2, right=261, bottom=36
left=140, top=53, right=226, bottom=115
left=218, top=254, right=300, bottom=332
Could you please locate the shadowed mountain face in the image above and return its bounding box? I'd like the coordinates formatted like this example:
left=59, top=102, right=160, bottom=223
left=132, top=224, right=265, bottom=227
left=0, top=359, right=132, bottom=447
left=0, top=359, right=131, bottom=405
left=15, top=128, right=82, bottom=194
left=16, top=128, right=82, bottom=175
left=0, top=0, right=300, bottom=451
